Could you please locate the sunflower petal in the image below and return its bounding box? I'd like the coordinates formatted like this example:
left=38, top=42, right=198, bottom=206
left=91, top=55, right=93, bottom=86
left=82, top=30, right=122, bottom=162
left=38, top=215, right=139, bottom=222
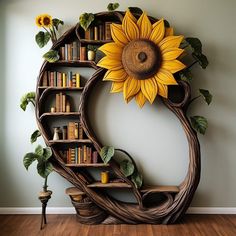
left=97, top=56, right=122, bottom=70
left=149, top=19, right=165, bottom=44
left=123, top=77, right=140, bottom=102
left=103, top=69, right=128, bottom=82
left=157, top=83, right=168, bottom=98
left=99, top=42, right=122, bottom=57
left=162, top=48, right=184, bottom=61
left=154, top=69, right=178, bottom=85
left=111, top=82, right=124, bottom=93
left=135, top=91, right=146, bottom=108
left=141, top=78, right=158, bottom=104
left=165, top=27, right=174, bottom=37
left=159, top=36, right=184, bottom=51
left=137, top=12, right=152, bottom=39
left=122, top=10, right=139, bottom=41
left=111, top=23, right=129, bottom=46
left=162, top=60, right=186, bottom=73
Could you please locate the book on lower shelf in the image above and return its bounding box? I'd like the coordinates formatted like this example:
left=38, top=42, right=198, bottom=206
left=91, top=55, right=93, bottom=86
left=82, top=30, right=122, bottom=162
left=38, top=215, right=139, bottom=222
left=59, top=40, right=80, bottom=61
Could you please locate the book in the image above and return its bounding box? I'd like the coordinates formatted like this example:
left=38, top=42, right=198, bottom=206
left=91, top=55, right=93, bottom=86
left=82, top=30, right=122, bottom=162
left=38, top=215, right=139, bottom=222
left=68, top=122, right=76, bottom=140
left=57, top=72, right=62, bottom=87
left=79, top=122, right=83, bottom=139
left=76, top=73, right=80, bottom=88
left=85, top=29, right=90, bottom=40
left=80, top=47, right=87, bottom=61
left=99, top=25, right=103, bottom=40
left=55, top=93, right=60, bottom=112
left=72, top=41, right=78, bottom=60
left=83, top=145, right=87, bottom=163
left=60, top=47, right=65, bottom=60
left=65, top=44, right=68, bottom=61
left=74, top=122, right=79, bottom=139
left=68, top=44, right=72, bottom=61
left=62, top=94, right=66, bottom=112
left=92, top=151, right=98, bottom=163
left=62, top=73, right=66, bottom=87
left=105, top=22, right=112, bottom=40
left=42, top=72, right=48, bottom=86
left=54, top=71, right=57, bottom=87
left=94, top=26, right=98, bottom=40
left=50, top=72, right=54, bottom=87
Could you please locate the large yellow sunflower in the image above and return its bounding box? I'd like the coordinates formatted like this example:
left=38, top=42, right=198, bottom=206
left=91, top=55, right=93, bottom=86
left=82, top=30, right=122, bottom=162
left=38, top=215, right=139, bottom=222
left=97, top=10, right=186, bottom=108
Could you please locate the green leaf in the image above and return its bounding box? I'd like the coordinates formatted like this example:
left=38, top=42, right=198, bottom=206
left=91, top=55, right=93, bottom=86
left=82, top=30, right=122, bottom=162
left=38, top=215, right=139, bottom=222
left=37, top=161, right=53, bottom=178
left=52, top=18, right=64, bottom=31
left=192, top=52, right=209, bottom=69
left=186, top=37, right=202, bottom=54
left=100, top=146, right=115, bottom=164
left=179, top=68, right=192, bottom=82
left=131, top=171, right=143, bottom=189
left=43, top=50, right=59, bottom=63
left=30, top=130, right=41, bottom=144
left=20, top=92, right=36, bottom=111
left=128, top=7, right=143, bottom=15
left=35, top=145, right=44, bottom=156
left=43, top=147, right=52, bottom=160
left=107, top=2, right=120, bottom=11
left=199, top=89, right=212, bottom=105
left=190, top=116, right=208, bottom=135
left=120, top=160, right=134, bottom=177
left=35, top=31, right=50, bottom=48
left=23, top=153, right=38, bottom=170
left=79, top=13, right=95, bottom=32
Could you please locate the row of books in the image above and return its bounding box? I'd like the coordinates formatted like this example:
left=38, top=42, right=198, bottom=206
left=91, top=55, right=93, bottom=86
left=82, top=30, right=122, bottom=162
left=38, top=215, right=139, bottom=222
left=59, top=41, right=80, bottom=61
left=66, top=146, right=99, bottom=164
left=55, top=93, right=70, bottom=113
left=59, top=42, right=90, bottom=61
left=84, top=22, right=112, bottom=41
left=53, top=122, right=84, bottom=140
left=42, top=71, right=81, bottom=88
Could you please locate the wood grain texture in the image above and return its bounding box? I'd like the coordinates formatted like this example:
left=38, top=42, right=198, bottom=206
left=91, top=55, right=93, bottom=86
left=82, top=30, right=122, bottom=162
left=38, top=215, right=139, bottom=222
left=35, top=11, right=201, bottom=225
left=1, top=215, right=236, bottom=236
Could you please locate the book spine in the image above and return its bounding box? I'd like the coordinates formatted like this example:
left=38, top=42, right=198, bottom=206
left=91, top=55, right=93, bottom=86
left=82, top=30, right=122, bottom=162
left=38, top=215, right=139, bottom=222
left=42, top=71, right=48, bottom=86
left=60, top=47, right=65, bottom=60
left=92, top=151, right=98, bottom=163
left=99, top=25, right=103, bottom=40
left=62, top=94, right=66, bottom=112
left=89, top=27, right=94, bottom=40
left=68, top=43, right=72, bottom=61
left=76, top=73, right=80, bottom=88
left=79, top=122, right=83, bottom=139
left=59, top=92, right=63, bottom=112
left=72, top=41, right=78, bottom=60
left=57, top=72, right=62, bottom=87
left=94, top=26, right=98, bottom=40
left=56, top=93, right=60, bottom=112
left=80, top=47, right=87, bottom=61
left=68, top=122, right=75, bottom=140
left=83, top=145, right=87, bottom=163
left=62, top=126, right=67, bottom=140
left=54, top=71, right=57, bottom=87
left=62, top=73, right=66, bottom=87
left=65, top=44, right=68, bottom=61
left=105, top=22, right=112, bottom=40
left=74, top=122, right=79, bottom=139
left=50, top=72, right=54, bottom=87
left=75, top=148, right=78, bottom=164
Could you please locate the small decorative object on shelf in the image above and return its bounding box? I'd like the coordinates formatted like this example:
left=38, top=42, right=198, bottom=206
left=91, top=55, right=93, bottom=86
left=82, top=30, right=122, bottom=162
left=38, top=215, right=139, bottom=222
left=101, top=171, right=109, bottom=184
left=50, top=106, right=56, bottom=113
left=53, top=127, right=60, bottom=140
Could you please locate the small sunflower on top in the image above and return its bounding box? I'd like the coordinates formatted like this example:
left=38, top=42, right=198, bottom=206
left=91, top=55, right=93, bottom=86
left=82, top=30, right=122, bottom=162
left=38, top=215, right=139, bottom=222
left=35, top=14, right=64, bottom=62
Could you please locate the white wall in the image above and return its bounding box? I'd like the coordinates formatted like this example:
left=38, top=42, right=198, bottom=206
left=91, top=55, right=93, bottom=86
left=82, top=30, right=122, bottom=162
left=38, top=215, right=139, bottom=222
left=0, top=0, right=236, bottom=208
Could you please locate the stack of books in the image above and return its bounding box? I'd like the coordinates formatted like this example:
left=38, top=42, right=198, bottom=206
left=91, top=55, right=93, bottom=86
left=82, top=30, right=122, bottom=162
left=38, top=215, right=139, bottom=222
left=59, top=41, right=80, bottom=61
left=84, top=22, right=112, bottom=40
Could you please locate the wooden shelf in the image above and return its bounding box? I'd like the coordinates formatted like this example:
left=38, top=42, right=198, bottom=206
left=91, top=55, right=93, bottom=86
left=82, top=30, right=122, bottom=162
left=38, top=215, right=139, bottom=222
left=38, top=86, right=84, bottom=90
left=65, top=163, right=110, bottom=167
left=40, top=112, right=80, bottom=120
left=80, top=39, right=113, bottom=44
left=65, top=187, right=85, bottom=196
left=140, top=185, right=180, bottom=193
left=48, top=139, right=92, bottom=145
left=87, top=182, right=132, bottom=188
left=49, top=60, right=98, bottom=69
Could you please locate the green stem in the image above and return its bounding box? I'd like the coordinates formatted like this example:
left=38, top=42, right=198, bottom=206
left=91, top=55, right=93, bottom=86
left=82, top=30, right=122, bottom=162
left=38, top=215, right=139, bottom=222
left=43, top=176, right=48, bottom=192
left=52, top=26, right=57, bottom=41
left=30, top=99, right=35, bottom=107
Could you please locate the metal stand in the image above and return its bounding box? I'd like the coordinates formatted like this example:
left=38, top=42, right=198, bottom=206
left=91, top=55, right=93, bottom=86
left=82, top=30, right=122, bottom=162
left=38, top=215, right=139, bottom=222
left=38, top=190, right=52, bottom=230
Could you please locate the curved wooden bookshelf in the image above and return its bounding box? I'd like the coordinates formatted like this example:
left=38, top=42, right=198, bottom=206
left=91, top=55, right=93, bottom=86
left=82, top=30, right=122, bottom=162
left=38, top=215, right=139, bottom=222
left=35, top=11, right=201, bottom=225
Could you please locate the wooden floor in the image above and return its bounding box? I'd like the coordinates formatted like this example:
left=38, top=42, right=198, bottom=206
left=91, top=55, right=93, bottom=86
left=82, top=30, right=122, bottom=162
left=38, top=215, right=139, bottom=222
left=0, top=214, right=236, bottom=236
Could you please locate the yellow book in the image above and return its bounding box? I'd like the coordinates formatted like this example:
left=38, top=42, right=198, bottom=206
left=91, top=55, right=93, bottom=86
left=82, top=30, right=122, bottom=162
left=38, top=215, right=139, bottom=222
left=76, top=73, right=80, bottom=88
left=62, top=73, right=66, bottom=87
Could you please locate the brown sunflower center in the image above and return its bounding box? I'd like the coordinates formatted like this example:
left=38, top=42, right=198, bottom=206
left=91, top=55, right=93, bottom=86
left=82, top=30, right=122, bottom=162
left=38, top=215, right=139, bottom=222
left=43, top=17, right=51, bottom=26
left=122, top=39, right=162, bottom=80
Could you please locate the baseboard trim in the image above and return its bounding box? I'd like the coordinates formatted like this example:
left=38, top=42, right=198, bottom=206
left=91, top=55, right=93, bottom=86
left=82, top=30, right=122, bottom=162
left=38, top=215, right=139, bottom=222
left=0, top=207, right=236, bottom=215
